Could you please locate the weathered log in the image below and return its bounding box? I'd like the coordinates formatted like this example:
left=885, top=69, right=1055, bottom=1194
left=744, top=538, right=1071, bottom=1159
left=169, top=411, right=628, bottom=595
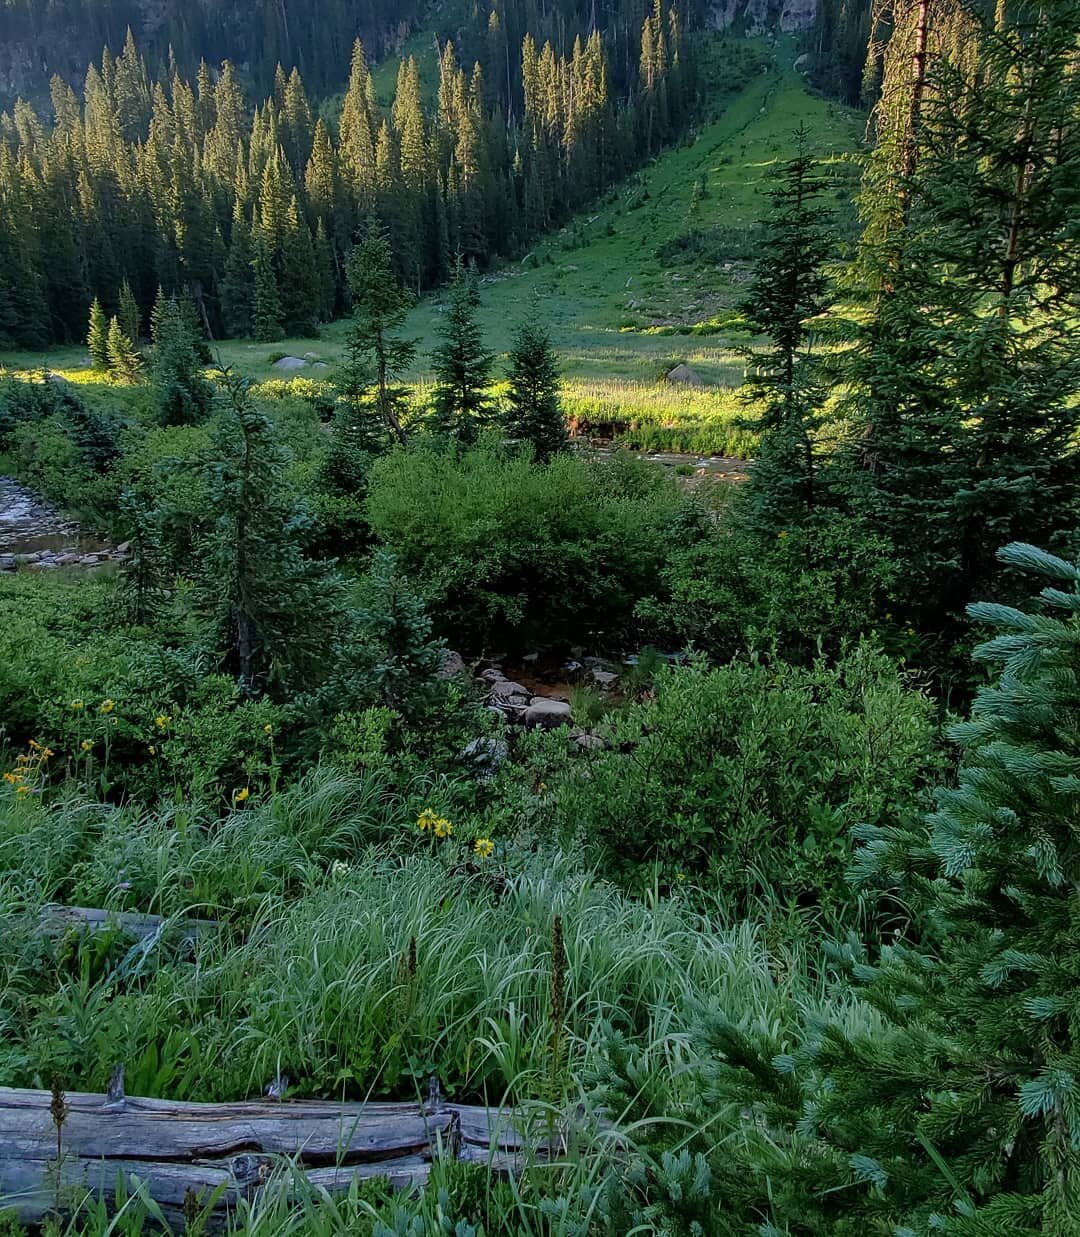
left=0, top=1087, right=531, bottom=1229
left=38, top=905, right=218, bottom=947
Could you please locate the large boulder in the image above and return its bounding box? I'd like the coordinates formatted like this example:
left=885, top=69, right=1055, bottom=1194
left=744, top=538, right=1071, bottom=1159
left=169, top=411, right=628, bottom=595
left=666, top=363, right=704, bottom=387
left=525, top=698, right=573, bottom=729
left=271, top=356, right=307, bottom=372
left=439, top=650, right=468, bottom=679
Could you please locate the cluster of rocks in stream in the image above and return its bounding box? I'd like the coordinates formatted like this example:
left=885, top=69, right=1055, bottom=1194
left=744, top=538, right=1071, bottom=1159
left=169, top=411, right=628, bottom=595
left=0, top=477, right=124, bottom=572
left=442, top=650, right=621, bottom=777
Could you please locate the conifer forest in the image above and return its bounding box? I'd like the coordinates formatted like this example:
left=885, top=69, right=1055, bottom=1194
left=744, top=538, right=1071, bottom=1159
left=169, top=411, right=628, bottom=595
left=0, top=0, right=1079, bottom=1232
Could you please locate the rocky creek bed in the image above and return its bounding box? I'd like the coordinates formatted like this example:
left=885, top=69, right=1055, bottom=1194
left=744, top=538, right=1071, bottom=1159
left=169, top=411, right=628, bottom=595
left=0, top=477, right=123, bottom=571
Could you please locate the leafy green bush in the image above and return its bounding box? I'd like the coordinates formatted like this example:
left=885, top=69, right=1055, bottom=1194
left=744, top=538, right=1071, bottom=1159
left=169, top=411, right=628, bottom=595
left=366, top=440, right=698, bottom=649
left=535, top=644, right=942, bottom=926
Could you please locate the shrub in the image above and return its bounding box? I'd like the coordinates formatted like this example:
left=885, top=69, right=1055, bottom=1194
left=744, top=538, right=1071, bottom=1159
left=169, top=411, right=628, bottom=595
left=536, top=644, right=942, bottom=927
left=365, top=440, right=697, bottom=650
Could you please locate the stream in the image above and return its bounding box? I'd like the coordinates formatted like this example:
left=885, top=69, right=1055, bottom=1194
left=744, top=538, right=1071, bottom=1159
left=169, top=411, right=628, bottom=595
left=0, top=477, right=120, bottom=570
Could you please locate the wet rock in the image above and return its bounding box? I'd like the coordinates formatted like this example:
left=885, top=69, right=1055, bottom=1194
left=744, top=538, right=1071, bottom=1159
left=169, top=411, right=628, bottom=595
left=0, top=555, right=15, bottom=572
left=479, top=667, right=507, bottom=684
left=525, top=698, right=573, bottom=729
left=591, top=669, right=619, bottom=690
left=490, top=680, right=529, bottom=702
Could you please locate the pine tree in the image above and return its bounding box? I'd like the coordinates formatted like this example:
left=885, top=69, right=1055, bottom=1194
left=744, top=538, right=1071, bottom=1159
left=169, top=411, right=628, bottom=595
left=429, top=257, right=494, bottom=443
left=87, top=298, right=109, bottom=369
left=149, top=289, right=212, bottom=425
left=503, top=320, right=566, bottom=462
left=118, top=278, right=141, bottom=344
left=221, top=205, right=255, bottom=337
left=251, top=233, right=283, bottom=342
left=345, top=219, right=416, bottom=446
left=105, top=315, right=141, bottom=383
left=201, top=366, right=345, bottom=695
left=837, top=1, right=1080, bottom=633
left=737, top=125, right=833, bottom=534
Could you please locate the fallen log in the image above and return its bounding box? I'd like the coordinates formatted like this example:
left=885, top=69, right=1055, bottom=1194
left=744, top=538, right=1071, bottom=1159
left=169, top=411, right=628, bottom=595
left=0, top=1086, right=532, bottom=1229
left=38, top=905, right=218, bottom=947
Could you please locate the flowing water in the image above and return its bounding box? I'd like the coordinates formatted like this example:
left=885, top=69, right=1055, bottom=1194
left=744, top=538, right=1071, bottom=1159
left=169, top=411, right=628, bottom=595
left=0, top=477, right=114, bottom=567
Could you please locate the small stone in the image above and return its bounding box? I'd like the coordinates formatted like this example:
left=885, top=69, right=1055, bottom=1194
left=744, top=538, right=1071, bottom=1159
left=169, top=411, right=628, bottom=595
left=591, top=669, right=619, bottom=690
left=525, top=698, right=573, bottom=729
left=573, top=732, right=605, bottom=752
left=490, top=680, right=530, bottom=703
left=462, top=736, right=509, bottom=780
left=116, top=541, right=131, bottom=554
left=479, top=667, right=506, bottom=684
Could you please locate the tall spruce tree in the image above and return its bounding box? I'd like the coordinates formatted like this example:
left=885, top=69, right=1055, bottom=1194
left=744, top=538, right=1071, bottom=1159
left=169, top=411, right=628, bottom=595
left=838, top=0, right=1080, bottom=631
left=105, top=314, right=141, bottom=383
left=87, top=298, right=109, bottom=369
left=345, top=219, right=416, bottom=446
left=201, top=367, right=345, bottom=695
left=251, top=233, right=283, bottom=342
left=429, top=256, right=494, bottom=444
left=149, top=289, right=212, bottom=425
left=503, top=320, right=566, bottom=462
left=737, top=125, right=832, bottom=534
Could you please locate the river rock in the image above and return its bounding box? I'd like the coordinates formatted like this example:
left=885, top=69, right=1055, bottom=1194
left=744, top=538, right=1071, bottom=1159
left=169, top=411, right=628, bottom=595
left=462, top=736, right=509, bottom=781
left=439, top=650, right=468, bottom=679
left=591, top=669, right=619, bottom=690
left=525, top=698, right=573, bottom=729
left=479, top=667, right=507, bottom=684
left=0, top=555, right=15, bottom=572
left=490, top=680, right=529, bottom=702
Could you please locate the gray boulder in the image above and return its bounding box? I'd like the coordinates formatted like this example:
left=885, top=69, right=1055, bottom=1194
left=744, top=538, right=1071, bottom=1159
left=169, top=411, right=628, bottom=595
left=525, top=698, right=573, bottom=729
left=272, top=356, right=307, bottom=372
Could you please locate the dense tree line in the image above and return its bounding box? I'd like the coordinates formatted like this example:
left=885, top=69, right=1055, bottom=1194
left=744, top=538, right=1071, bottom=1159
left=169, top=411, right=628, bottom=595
left=0, top=9, right=694, bottom=347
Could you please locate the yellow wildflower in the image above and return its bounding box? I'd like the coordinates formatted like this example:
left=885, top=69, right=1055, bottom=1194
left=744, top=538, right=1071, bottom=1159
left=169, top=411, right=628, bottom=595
left=80, top=740, right=93, bottom=753
left=434, top=817, right=453, bottom=839
left=155, top=714, right=170, bottom=730
left=15, top=786, right=29, bottom=797
left=263, top=724, right=273, bottom=735
left=148, top=745, right=156, bottom=756
left=71, top=699, right=85, bottom=711
left=417, top=808, right=438, bottom=833
left=42, top=747, right=54, bottom=759
left=473, top=837, right=494, bottom=859
left=2, top=772, right=17, bottom=784
left=100, top=699, right=115, bottom=714
left=234, top=787, right=250, bottom=804
left=28, top=740, right=40, bottom=751
left=777, top=530, right=789, bottom=540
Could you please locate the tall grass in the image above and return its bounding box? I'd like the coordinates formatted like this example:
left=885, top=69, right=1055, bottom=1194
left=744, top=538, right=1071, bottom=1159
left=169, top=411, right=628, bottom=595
left=561, top=379, right=756, bottom=456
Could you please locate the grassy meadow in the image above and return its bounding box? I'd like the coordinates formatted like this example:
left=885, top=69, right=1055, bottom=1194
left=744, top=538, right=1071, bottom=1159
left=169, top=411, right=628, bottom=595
left=1, top=41, right=863, bottom=458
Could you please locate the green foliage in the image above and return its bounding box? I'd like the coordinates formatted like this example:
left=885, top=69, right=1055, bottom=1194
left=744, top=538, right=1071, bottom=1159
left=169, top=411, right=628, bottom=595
left=148, top=291, right=213, bottom=426
left=502, top=320, right=568, bottom=463
left=198, top=368, right=346, bottom=695
left=535, top=645, right=939, bottom=925
left=366, top=440, right=693, bottom=649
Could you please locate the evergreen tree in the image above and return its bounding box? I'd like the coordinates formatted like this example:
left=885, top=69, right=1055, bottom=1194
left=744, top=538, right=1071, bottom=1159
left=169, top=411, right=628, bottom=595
left=838, top=1, right=1080, bottom=632
left=429, top=257, right=494, bottom=443
left=345, top=219, right=416, bottom=446
left=251, top=233, right=283, bottom=342
left=118, top=277, right=141, bottom=343
left=105, top=314, right=141, bottom=383
left=503, top=319, right=566, bottom=462
left=737, top=125, right=832, bottom=534
left=705, top=542, right=1080, bottom=1233
left=149, top=289, right=212, bottom=425
left=221, top=205, right=255, bottom=337
left=87, top=298, right=109, bottom=369
left=201, top=366, right=345, bottom=695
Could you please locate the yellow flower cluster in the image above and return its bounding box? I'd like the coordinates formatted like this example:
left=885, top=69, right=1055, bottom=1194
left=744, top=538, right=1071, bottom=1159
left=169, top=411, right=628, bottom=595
left=4, top=741, right=54, bottom=799
left=417, top=808, right=453, bottom=838
left=155, top=714, right=172, bottom=730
